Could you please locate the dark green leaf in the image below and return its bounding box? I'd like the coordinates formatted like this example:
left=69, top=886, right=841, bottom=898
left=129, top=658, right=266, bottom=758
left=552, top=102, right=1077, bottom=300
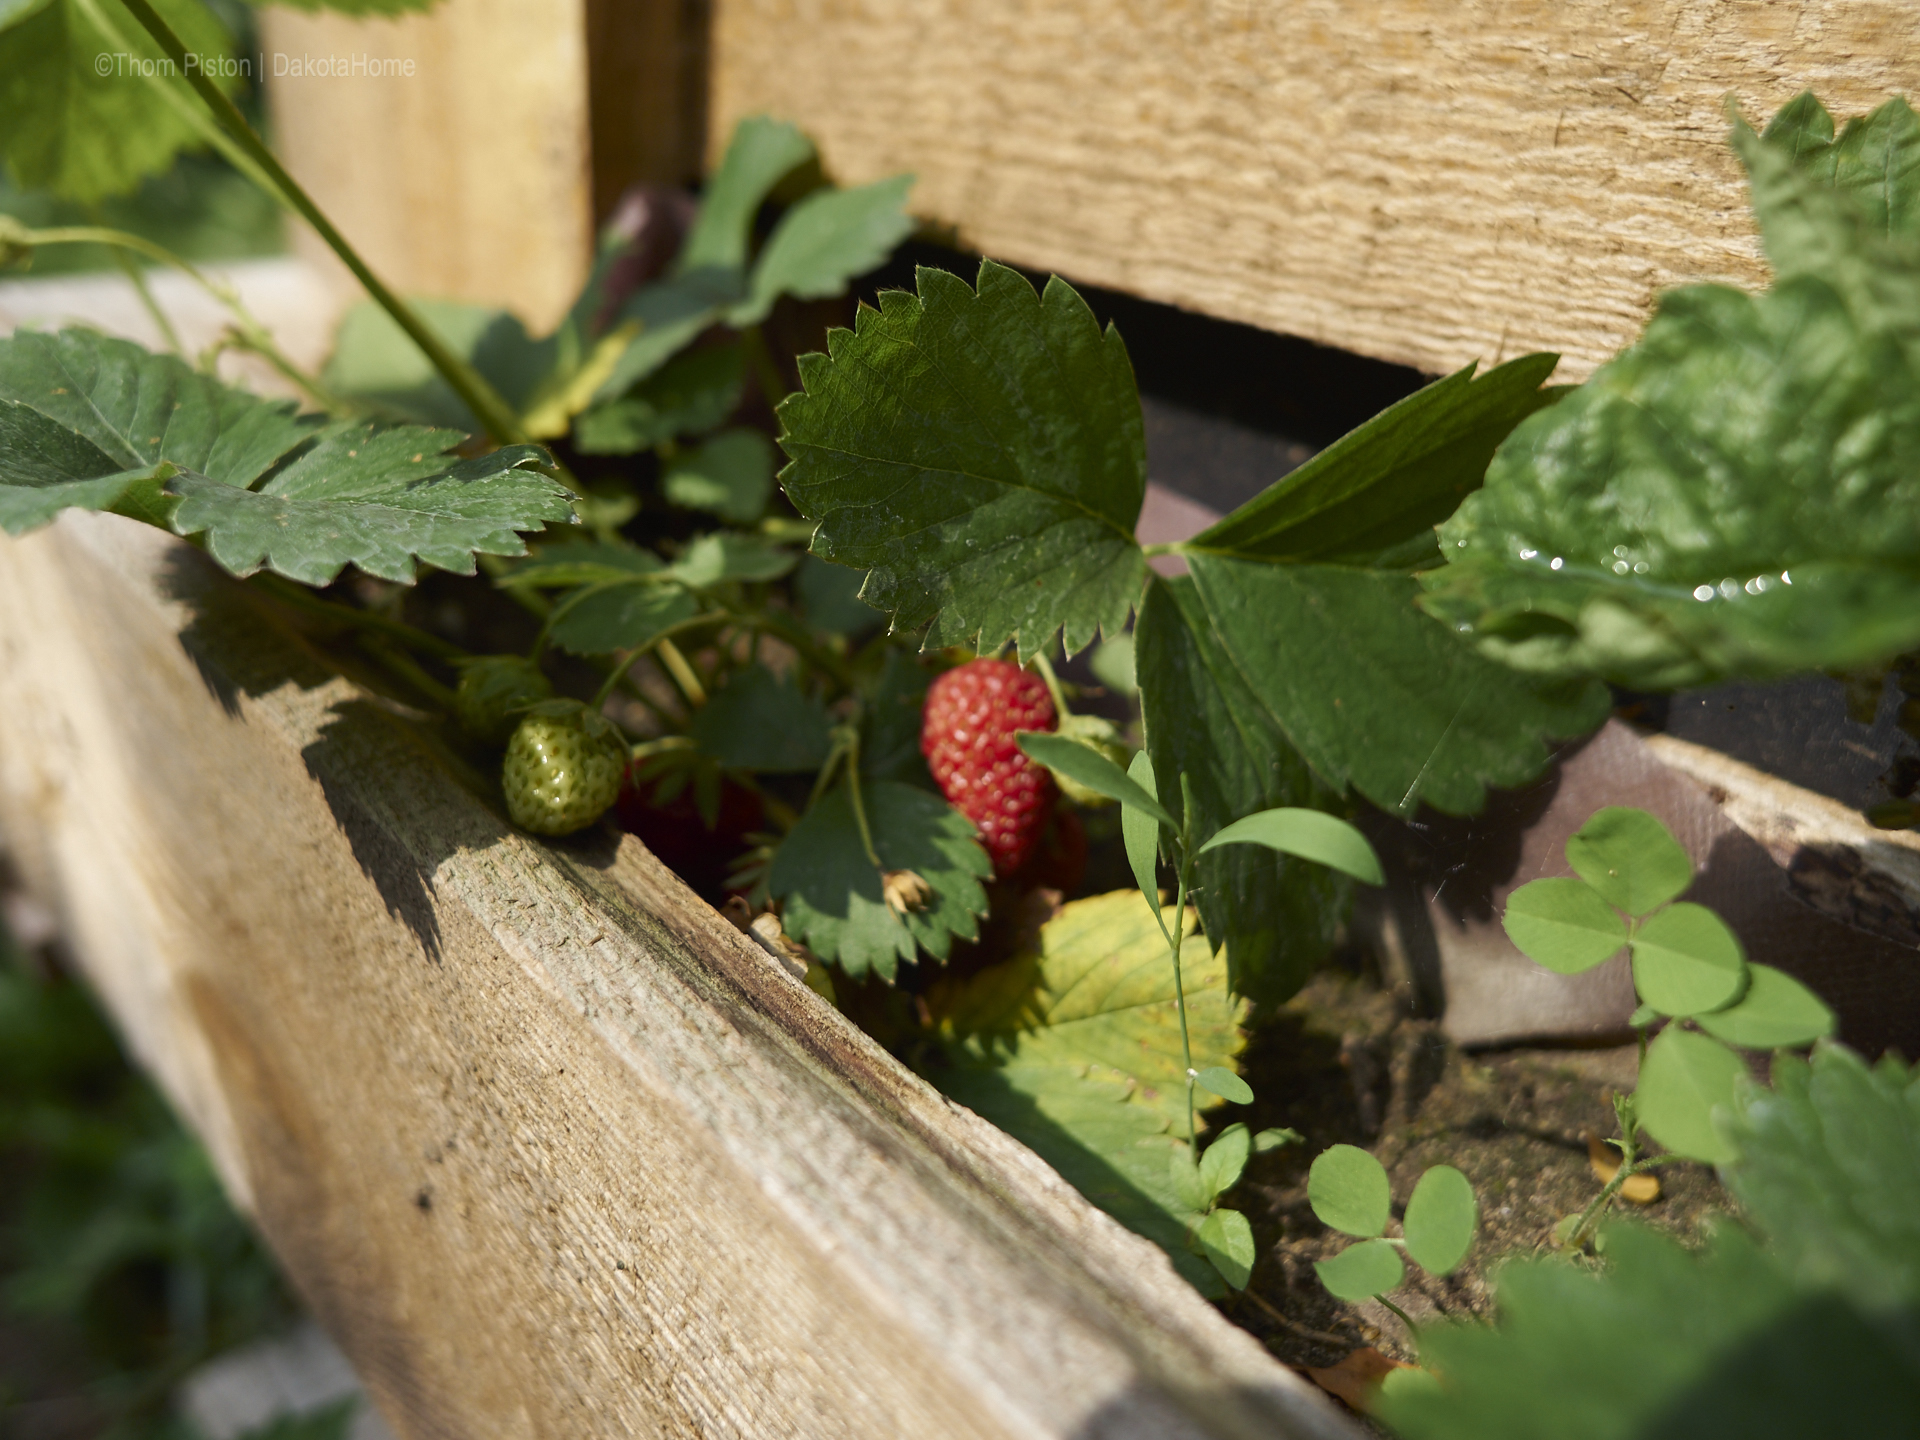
left=592, top=270, right=741, bottom=403
left=1015, top=732, right=1173, bottom=825
left=859, top=648, right=932, bottom=784
left=1135, top=575, right=1347, bottom=1005
left=668, top=531, right=796, bottom=587
left=1197, top=1207, right=1256, bottom=1290
left=1308, top=1143, right=1390, bottom=1238
left=0, top=0, right=237, bottom=202
left=1725, top=1045, right=1920, bottom=1314
left=1636, top=1027, right=1745, bottom=1164
left=1564, top=806, right=1693, bottom=916
left=1197, top=1122, right=1252, bottom=1201
left=1502, top=877, right=1628, bottom=974
left=676, top=115, right=814, bottom=274
left=687, top=662, right=832, bottom=772
left=927, top=890, right=1245, bottom=1295
left=1194, top=1066, right=1253, bottom=1105
left=1315, top=1238, right=1404, bottom=1301
left=1121, top=751, right=1166, bottom=936
left=780, top=260, right=1149, bottom=660
left=797, top=554, right=884, bottom=637
left=1186, top=355, right=1560, bottom=567
left=1402, top=1165, right=1476, bottom=1275
left=1695, top=964, right=1835, bottom=1049
left=0, top=328, right=315, bottom=533
left=505, top=541, right=663, bottom=589
left=728, top=175, right=917, bottom=326
left=1630, top=902, right=1747, bottom=1017
left=1380, top=1221, right=1920, bottom=1440
left=547, top=579, right=701, bottom=655
left=572, top=343, right=744, bottom=454
left=662, top=428, right=775, bottom=523
left=1189, top=557, right=1607, bottom=817
left=170, top=428, right=570, bottom=586
left=322, top=298, right=554, bottom=430
left=769, top=779, right=990, bottom=979
left=1198, top=807, right=1384, bottom=886
left=1423, top=98, right=1920, bottom=689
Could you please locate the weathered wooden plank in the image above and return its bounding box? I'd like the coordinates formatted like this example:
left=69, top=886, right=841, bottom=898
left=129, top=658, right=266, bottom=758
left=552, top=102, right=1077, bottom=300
left=710, top=0, right=1918, bottom=379
left=0, top=513, right=1356, bottom=1440
left=258, top=0, right=595, bottom=331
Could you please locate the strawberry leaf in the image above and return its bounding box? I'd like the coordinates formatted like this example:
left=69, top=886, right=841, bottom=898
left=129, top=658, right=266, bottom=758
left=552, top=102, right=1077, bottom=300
left=675, top=115, right=815, bottom=275
left=1423, top=96, right=1920, bottom=689
left=1188, top=557, right=1608, bottom=816
left=687, top=662, right=834, bottom=773
left=169, top=426, right=572, bottom=585
left=726, top=175, right=917, bottom=327
left=926, top=890, right=1246, bottom=1295
left=778, top=260, right=1149, bottom=660
left=0, top=0, right=237, bottom=202
left=769, top=780, right=990, bottom=981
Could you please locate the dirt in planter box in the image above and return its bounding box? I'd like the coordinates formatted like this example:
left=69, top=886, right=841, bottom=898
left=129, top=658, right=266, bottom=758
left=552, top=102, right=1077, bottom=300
left=1226, top=967, right=1729, bottom=1377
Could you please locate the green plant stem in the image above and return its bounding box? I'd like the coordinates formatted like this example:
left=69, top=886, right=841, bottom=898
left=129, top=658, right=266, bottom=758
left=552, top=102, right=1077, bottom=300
left=98, top=228, right=183, bottom=354
left=841, top=728, right=883, bottom=869
left=359, top=636, right=456, bottom=709
left=590, top=658, right=634, bottom=711
left=1169, top=861, right=1197, bottom=1149
left=1375, top=1294, right=1417, bottom=1333
left=113, top=0, right=534, bottom=451
left=249, top=573, right=468, bottom=661
left=1031, top=649, right=1072, bottom=719
left=656, top=637, right=708, bottom=707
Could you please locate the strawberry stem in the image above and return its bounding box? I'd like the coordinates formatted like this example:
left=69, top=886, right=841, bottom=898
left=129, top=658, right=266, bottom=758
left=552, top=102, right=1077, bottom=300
left=1170, top=772, right=1202, bottom=1149
left=1031, top=649, right=1072, bottom=721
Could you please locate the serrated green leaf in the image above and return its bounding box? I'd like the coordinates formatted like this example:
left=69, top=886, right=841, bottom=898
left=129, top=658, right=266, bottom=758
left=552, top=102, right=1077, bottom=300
left=1630, top=902, right=1746, bottom=1016
left=1186, top=354, right=1561, bottom=567
left=1198, top=1122, right=1251, bottom=1201
left=780, top=260, right=1149, bottom=660
left=1636, top=1027, right=1746, bottom=1163
left=573, top=343, right=744, bottom=454
left=1502, top=877, right=1628, bottom=974
left=770, top=779, right=990, bottom=980
left=676, top=115, right=814, bottom=275
left=1136, top=575, right=1347, bottom=1006
left=0, top=0, right=237, bottom=202
left=0, top=328, right=316, bottom=533
left=926, top=890, right=1245, bottom=1295
left=668, top=530, right=795, bottom=587
left=1198, top=807, right=1384, bottom=886
left=1564, top=806, right=1693, bottom=916
left=1695, top=964, right=1836, bottom=1049
left=1379, top=1221, right=1920, bottom=1440
left=1423, top=98, right=1920, bottom=690
left=169, top=427, right=570, bottom=586
left=1315, top=1238, right=1405, bottom=1301
left=1403, top=1165, right=1476, bottom=1275
left=857, top=648, right=930, bottom=784
left=662, top=428, right=775, bottom=523
left=687, top=662, right=832, bottom=773
left=323, top=298, right=554, bottom=431
left=1189, top=556, right=1608, bottom=816
left=546, top=579, right=699, bottom=656
left=1194, top=1066, right=1253, bottom=1105
left=1309, top=1143, right=1390, bottom=1238
left=1724, top=1045, right=1920, bottom=1314
left=505, top=540, right=663, bottom=589
left=728, top=174, right=916, bottom=326
left=1015, top=732, right=1172, bottom=826
left=1197, top=1207, right=1257, bottom=1290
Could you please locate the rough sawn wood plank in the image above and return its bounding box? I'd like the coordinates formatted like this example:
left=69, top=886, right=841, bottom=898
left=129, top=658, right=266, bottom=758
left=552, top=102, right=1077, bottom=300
left=0, top=512, right=1357, bottom=1440
left=711, top=0, right=1919, bottom=381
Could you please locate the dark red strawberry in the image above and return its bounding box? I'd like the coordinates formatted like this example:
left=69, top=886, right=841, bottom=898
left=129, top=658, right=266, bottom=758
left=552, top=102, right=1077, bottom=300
left=921, top=657, right=1057, bottom=877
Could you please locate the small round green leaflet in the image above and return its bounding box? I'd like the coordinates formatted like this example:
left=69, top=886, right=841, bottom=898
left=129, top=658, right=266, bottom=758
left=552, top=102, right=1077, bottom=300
left=1402, top=1164, right=1477, bottom=1274
left=1195, top=1066, right=1254, bottom=1104
left=1694, top=963, right=1835, bottom=1049
left=1197, top=1207, right=1256, bottom=1290
left=1314, top=1238, right=1405, bottom=1301
left=1309, top=1143, right=1390, bottom=1237
left=1565, top=806, right=1694, bottom=916
left=1198, top=1123, right=1252, bottom=1201
left=1196, top=808, right=1386, bottom=886
left=1502, top=877, right=1628, bottom=973
left=1637, top=1027, right=1747, bottom=1164
left=1630, top=902, right=1747, bottom=1016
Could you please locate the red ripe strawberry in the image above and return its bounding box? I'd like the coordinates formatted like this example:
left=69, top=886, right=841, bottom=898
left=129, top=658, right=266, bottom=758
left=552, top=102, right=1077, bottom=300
left=921, top=657, right=1057, bottom=877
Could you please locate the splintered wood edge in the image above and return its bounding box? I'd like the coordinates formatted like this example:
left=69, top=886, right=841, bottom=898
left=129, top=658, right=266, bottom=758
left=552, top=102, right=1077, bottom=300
left=0, top=513, right=1356, bottom=1440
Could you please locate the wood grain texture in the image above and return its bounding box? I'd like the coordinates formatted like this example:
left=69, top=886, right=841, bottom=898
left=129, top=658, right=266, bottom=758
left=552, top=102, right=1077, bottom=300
left=258, top=0, right=594, bottom=332
left=0, top=513, right=1357, bottom=1440
left=710, top=0, right=1919, bottom=380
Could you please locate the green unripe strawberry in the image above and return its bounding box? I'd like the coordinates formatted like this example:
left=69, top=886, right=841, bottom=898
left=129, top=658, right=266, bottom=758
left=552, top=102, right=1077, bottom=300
left=1052, top=714, right=1135, bottom=807
left=456, top=656, right=554, bottom=745
left=501, top=701, right=628, bottom=836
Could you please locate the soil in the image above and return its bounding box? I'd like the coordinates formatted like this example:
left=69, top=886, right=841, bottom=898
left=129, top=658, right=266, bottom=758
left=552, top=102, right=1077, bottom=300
left=1226, top=963, right=1730, bottom=1379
